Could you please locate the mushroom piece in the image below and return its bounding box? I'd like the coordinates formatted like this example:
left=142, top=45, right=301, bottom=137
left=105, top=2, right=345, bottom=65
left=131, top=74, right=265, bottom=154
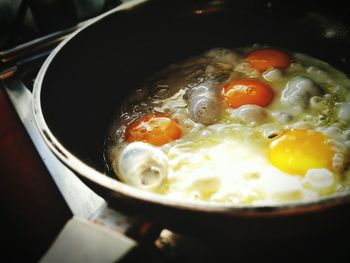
left=263, top=68, right=284, bottom=82
left=187, top=80, right=222, bottom=125
left=281, top=76, right=322, bottom=109
left=117, top=142, right=168, bottom=191
left=272, top=112, right=293, bottom=123
left=234, top=104, right=268, bottom=124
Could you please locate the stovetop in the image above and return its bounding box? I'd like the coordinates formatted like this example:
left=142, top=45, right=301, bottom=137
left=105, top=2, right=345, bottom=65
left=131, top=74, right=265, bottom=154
left=2, top=1, right=350, bottom=262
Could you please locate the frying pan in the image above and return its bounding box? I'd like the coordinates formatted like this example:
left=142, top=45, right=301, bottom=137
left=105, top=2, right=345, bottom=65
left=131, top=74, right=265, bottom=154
left=32, top=0, right=350, bottom=243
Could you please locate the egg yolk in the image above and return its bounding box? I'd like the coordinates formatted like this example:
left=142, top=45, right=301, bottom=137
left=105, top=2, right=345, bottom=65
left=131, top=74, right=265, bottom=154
left=125, top=113, right=182, bottom=146
left=246, top=48, right=292, bottom=72
left=268, top=129, right=334, bottom=176
left=222, top=79, right=274, bottom=108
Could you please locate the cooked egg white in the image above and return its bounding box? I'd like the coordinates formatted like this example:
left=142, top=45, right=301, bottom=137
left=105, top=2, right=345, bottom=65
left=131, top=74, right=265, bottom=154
left=165, top=133, right=308, bottom=205
left=161, top=125, right=342, bottom=205
left=106, top=46, right=350, bottom=206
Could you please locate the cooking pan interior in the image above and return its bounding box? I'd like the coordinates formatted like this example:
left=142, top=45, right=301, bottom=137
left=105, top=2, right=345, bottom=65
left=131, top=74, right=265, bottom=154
left=40, top=0, right=350, bottom=174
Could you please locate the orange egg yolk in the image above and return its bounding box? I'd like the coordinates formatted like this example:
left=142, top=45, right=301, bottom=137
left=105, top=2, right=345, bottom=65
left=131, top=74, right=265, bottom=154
left=268, top=129, right=335, bottom=176
left=222, top=79, right=274, bottom=108
left=246, top=48, right=292, bottom=72
left=125, top=113, right=182, bottom=146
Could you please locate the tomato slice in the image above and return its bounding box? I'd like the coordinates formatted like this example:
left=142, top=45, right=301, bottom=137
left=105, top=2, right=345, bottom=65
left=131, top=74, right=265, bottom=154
left=246, top=48, right=291, bottom=72
left=125, top=113, right=182, bottom=146
left=222, top=79, right=274, bottom=108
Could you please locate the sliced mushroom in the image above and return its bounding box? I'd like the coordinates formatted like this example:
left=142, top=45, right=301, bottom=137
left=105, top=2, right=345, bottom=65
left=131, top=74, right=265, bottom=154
left=187, top=80, right=222, bottom=125
left=272, top=112, right=293, bottom=123
left=281, top=76, right=322, bottom=109
left=117, top=142, right=168, bottom=191
left=234, top=105, right=268, bottom=124
left=263, top=68, right=283, bottom=82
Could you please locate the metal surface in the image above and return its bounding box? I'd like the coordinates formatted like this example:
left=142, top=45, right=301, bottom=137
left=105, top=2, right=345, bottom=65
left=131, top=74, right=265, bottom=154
left=3, top=79, right=105, bottom=219
left=40, top=216, right=136, bottom=263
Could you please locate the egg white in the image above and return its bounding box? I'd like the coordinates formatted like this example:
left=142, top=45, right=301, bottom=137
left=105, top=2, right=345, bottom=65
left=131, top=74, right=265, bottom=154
left=108, top=47, right=350, bottom=206
left=162, top=129, right=338, bottom=205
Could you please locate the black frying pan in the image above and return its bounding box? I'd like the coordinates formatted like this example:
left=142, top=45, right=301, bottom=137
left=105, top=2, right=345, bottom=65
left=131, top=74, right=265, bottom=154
left=33, top=0, right=350, bottom=245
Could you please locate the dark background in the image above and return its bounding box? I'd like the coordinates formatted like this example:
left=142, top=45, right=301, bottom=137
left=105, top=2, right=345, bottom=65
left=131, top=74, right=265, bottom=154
left=0, top=0, right=125, bottom=51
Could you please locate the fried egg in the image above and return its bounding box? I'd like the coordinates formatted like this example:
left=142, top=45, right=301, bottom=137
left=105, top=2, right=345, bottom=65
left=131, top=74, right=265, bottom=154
left=106, top=46, right=350, bottom=206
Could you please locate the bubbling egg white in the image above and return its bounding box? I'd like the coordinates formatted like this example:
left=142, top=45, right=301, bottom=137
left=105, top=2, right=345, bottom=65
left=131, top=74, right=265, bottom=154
left=165, top=133, right=306, bottom=205
left=162, top=126, right=341, bottom=205
left=106, top=46, right=350, bottom=206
